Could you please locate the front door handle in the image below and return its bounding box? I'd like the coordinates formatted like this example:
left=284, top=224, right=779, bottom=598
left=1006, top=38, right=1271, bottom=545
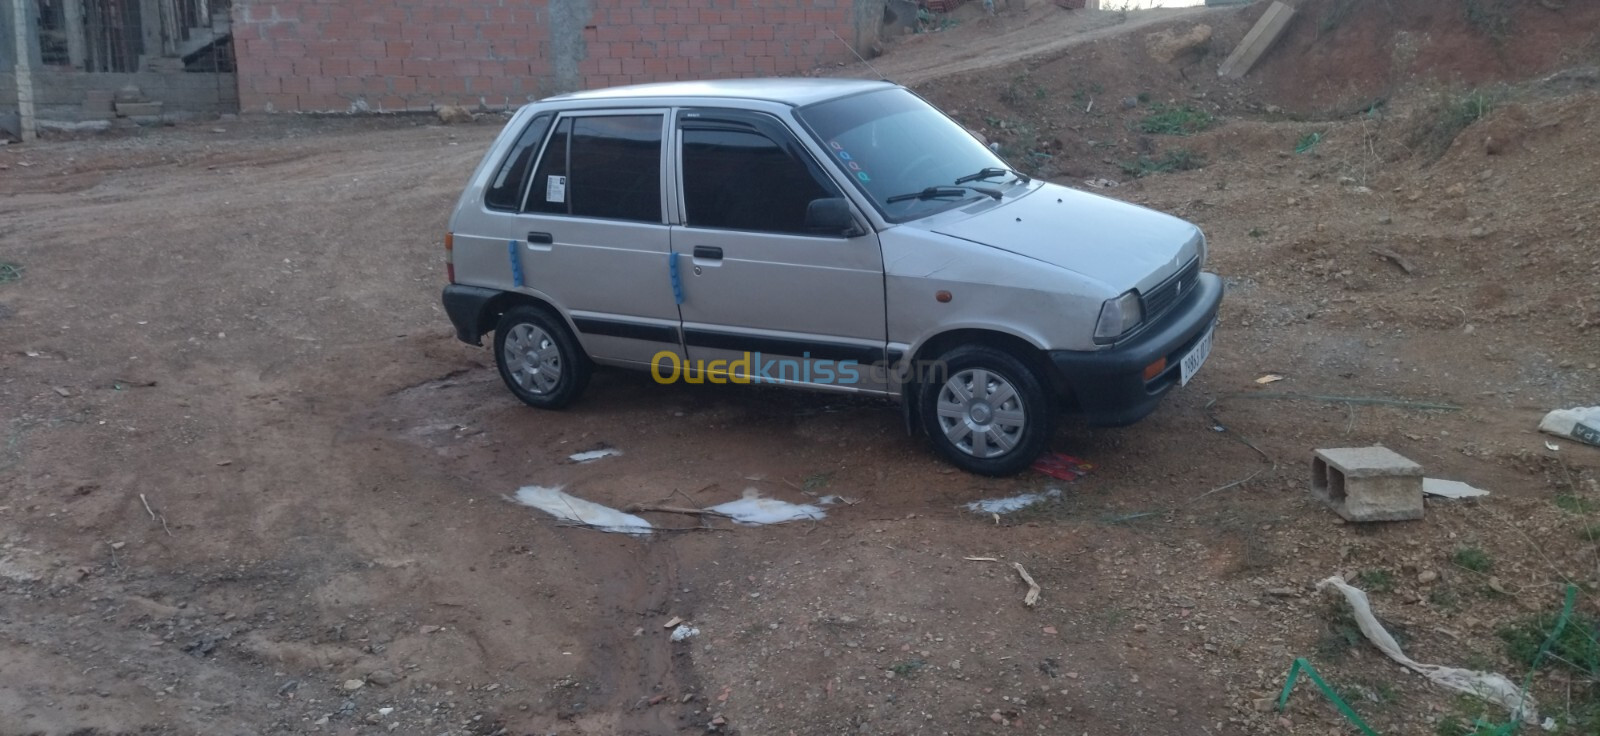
left=527, top=231, right=554, bottom=244
left=693, top=246, right=723, bottom=260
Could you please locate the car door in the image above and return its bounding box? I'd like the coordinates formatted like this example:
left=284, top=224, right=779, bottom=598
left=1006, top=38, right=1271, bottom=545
left=514, top=109, right=684, bottom=367
left=669, top=109, right=889, bottom=393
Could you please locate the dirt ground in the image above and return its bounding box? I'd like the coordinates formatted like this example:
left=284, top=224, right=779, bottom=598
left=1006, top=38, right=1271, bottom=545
left=3, top=2, right=1600, bottom=735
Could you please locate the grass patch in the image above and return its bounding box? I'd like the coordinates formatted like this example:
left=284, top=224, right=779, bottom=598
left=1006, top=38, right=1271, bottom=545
left=1248, top=227, right=1266, bottom=238
left=1119, top=148, right=1207, bottom=178
left=1555, top=494, right=1598, bottom=514
left=1071, top=82, right=1104, bottom=106
left=1138, top=104, right=1215, bottom=136
left=1577, top=523, right=1600, bottom=541
left=802, top=472, right=833, bottom=491
left=1357, top=569, right=1397, bottom=594
left=0, top=262, right=22, bottom=285
left=1452, top=546, right=1493, bottom=573
left=1499, top=610, right=1600, bottom=675
left=1000, top=75, right=1046, bottom=107
left=1412, top=88, right=1494, bottom=161
left=889, top=659, right=927, bottom=678
left=1430, top=587, right=1462, bottom=612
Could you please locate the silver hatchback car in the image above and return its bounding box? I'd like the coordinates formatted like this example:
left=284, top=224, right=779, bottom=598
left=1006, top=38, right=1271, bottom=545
left=441, top=78, right=1221, bottom=475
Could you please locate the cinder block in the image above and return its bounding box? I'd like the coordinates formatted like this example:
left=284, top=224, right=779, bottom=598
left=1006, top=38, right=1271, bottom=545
left=115, top=101, right=164, bottom=117
left=1311, top=447, right=1424, bottom=522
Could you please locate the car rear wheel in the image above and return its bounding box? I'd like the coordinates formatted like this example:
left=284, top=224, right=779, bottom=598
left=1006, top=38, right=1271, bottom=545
left=493, top=305, right=590, bottom=409
left=919, top=345, right=1054, bottom=476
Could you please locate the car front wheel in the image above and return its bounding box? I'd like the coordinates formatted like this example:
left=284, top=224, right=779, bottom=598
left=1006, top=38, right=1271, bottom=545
left=918, top=345, right=1054, bottom=476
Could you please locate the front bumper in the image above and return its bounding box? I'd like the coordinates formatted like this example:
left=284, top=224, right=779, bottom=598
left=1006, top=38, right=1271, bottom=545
left=1048, top=272, right=1223, bottom=427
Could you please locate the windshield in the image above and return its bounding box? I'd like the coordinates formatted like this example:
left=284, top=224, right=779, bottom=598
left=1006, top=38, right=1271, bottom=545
left=796, top=88, right=1020, bottom=222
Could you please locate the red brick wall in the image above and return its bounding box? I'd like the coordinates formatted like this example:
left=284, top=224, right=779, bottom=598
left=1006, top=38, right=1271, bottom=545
left=233, top=0, right=866, bottom=113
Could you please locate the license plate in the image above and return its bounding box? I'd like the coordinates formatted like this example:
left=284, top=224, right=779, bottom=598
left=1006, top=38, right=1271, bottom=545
left=1179, top=325, right=1214, bottom=386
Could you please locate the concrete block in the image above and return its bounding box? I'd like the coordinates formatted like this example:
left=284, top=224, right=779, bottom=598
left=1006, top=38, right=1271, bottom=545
left=1218, top=0, right=1295, bottom=79
left=1311, top=447, right=1424, bottom=522
left=116, top=101, right=164, bottom=117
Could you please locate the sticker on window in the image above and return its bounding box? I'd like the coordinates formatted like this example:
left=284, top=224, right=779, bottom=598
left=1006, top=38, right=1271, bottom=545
left=545, top=175, right=567, bottom=203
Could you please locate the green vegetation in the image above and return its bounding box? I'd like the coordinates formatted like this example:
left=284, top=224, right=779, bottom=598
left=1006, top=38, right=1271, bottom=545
left=1499, top=610, right=1600, bottom=674
left=1452, top=546, right=1493, bottom=573
left=1555, top=494, right=1598, bottom=514
left=1119, top=148, right=1207, bottom=178
left=1000, top=75, right=1047, bottom=107
left=1070, top=82, right=1104, bottom=106
left=889, top=659, right=927, bottom=678
left=802, top=471, right=833, bottom=491
left=1139, top=104, right=1215, bottom=136
left=1357, top=569, right=1396, bottom=594
left=1414, top=88, right=1494, bottom=160
left=1248, top=227, right=1266, bottom=239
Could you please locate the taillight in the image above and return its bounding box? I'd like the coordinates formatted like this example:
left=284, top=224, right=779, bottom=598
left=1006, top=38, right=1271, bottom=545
left=444, top=232, right=455, bottom=284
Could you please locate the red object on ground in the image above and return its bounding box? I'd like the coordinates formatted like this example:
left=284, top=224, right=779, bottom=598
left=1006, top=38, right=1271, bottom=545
left=1031, top=453, right=1095, bottom=481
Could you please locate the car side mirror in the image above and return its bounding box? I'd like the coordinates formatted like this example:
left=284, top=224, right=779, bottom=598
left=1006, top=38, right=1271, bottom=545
left=805, top=197, right=863, bottom=237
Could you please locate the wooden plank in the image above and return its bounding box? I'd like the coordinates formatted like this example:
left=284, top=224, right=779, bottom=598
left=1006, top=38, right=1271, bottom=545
left=1217, top=1, right=1295, bottom=79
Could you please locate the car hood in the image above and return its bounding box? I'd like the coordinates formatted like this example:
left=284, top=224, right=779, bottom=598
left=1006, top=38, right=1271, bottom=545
left=928, top=182, right=1202, bottom=293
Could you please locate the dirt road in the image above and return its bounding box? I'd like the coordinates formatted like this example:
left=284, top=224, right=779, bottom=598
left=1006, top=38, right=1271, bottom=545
left=3, top=3, right=1599, bottom=735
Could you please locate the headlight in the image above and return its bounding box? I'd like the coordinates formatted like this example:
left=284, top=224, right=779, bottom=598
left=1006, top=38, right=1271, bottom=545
left=1094, top=290, right=1143, bottom=343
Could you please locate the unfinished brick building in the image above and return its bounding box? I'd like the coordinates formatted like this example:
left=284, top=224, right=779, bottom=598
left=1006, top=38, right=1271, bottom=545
left=231, top=0, right=887, bottom=113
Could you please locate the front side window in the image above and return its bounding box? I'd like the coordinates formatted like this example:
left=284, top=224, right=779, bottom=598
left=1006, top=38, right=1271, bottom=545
left=680, top=127, right=842, bottom=235
left=525, top=114, right=664, bottom=223
left=485, top=113, right=554, bottom=211
left=796, top=88, right=1020, bottom=223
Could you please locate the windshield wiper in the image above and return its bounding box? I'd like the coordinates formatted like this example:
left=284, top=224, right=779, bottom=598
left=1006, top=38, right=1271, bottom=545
left=954, top=166, right=1031, bottom=185
left=885, top=185, right=1002, bottom=204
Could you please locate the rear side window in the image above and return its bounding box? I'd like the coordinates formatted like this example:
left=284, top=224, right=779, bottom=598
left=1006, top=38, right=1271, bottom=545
left=681, top=127, right=840, bottom=235
left=485, top=113, right=554, bottom=211
left=526, top=114, right=663, bottom=223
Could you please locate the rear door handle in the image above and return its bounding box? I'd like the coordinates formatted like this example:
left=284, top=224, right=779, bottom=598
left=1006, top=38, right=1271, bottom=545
left=693, top=246, right=723, bottom=260
left=527, top=231, right=553, bottom=244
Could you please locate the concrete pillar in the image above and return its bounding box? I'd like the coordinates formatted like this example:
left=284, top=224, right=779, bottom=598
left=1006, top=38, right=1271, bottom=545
left=63, top=0, right=87, bottom=69
left=140, top=0, right=163, bottom=67
left=10, top=0, right=38, bottom=140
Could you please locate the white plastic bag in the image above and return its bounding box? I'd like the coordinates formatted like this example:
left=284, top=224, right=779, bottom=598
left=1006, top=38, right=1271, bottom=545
left=1539, top=407, right=1600, bottom=447
left=1317, top=576, right=1539, bottom=724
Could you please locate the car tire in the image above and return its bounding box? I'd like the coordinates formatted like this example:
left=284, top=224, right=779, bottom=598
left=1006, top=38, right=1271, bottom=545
left=918, top=345, right=1055, bottom=476
left=493, top=305, right=591, bottom=409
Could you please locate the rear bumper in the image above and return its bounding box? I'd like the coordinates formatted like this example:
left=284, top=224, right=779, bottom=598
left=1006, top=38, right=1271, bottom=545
left=1048, top=272, right=1223, bottom=427
left=442, top=284, right=501, bottom=346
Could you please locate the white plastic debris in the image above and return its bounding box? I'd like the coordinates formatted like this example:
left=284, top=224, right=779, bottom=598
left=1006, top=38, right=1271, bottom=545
left=669, top=624, right=700, bottom=642
left=1423, top=478, right=1491, bottom=499
left=707, top=489, right=830, bottom=525
left=511, top=485, right=652, bottom=536
left=569, top=448, right=622, bottom=463
left=965, top=489, right=1062, bottom=515
left=1539, top=407, right=1600, bottom=448
left=378, top=707, right=393, bottom=716
left=1317, top=576, right=1538, bottom=724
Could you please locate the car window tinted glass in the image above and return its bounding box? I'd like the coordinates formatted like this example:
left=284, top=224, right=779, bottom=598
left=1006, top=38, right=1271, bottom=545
left=681, top=128, right=841, bottom=235
left=796, top=88, right=1012, bottom=222
left=526, top=118, right=571, bottom=216
left=569, top=115, right=664, bottom=223
left=485, top=113, right=553, bottom=211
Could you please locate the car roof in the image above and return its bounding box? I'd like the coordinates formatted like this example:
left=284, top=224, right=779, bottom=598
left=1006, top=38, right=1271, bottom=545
left=544, top=78, right=898, bottom=107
